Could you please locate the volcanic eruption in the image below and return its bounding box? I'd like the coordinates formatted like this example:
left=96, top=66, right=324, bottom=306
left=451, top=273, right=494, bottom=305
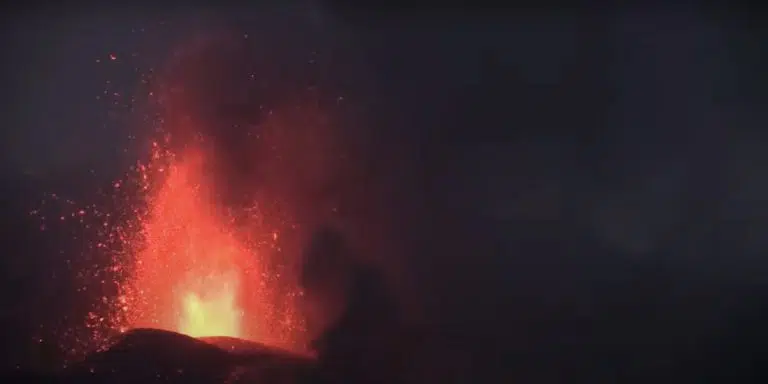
left=112, top=37, right=313, bottom=350
left=119, top=143, right=302, bottom=345
left=36, top=33, right=353, bottom=360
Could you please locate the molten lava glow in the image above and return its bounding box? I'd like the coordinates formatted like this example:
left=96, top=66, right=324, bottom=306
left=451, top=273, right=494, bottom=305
left=180, top=283, right=240, bottom=338
left=116, top=146, right=303, bottom=347
left=31, top=38, right=334, bottom=360
left=33, top=139, right=306, bottom=359
left=126, top=149, right=243, bottom=337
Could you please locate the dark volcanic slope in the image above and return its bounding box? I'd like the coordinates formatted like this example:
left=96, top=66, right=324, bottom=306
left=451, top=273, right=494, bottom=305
left=200, top=336, right=315, bottom=384
left=200, top=336, right=310, bottom=360
left=54, top=329, right=313, bottom=384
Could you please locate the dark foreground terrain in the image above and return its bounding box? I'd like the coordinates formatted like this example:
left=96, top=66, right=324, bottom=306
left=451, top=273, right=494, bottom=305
left=2, top=329, right=315, bottom=384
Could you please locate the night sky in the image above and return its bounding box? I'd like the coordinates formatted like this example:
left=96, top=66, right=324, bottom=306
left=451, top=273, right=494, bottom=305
left=1, top=3, right=767, bottom=382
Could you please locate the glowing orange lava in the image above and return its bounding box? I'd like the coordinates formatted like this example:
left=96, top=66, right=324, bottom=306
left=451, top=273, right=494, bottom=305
left=33, top=38, right=324, bottom=360
left=118, top=143, right=304, bottom=349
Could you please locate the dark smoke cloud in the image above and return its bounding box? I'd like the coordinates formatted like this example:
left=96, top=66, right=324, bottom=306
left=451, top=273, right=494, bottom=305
left=319, top=8, right=767, bottom=381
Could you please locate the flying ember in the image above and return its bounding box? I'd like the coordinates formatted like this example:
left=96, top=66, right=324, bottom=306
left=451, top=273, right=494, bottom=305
left=34, top=126, right=310, bottom=362
left=35, top=135, right=307, bottom=361
left=39, top=36, right=316, bottom=359
left=113, top=142, right=305, bottom=350
left=124, top=148, right=246, bottom=338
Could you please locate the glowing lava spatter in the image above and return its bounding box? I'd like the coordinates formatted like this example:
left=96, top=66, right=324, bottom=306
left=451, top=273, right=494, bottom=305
left=36, top=134, right=307, bottom=362
left=125, top=147, right=245, bottom=338
left=116, top=142, right=305, bottom=347
left=31, top=37, right=329, bottom=360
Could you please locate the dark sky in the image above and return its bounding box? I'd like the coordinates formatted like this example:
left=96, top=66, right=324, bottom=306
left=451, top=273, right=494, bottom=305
left=2, top=3, right=768, bottom=381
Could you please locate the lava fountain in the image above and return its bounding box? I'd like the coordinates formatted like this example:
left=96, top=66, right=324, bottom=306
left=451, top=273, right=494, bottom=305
left=116, top=140, right=304, bottom=349
left=41, top=35, right=326, bottom=358
left=127, top=147, right=243, bottom=338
